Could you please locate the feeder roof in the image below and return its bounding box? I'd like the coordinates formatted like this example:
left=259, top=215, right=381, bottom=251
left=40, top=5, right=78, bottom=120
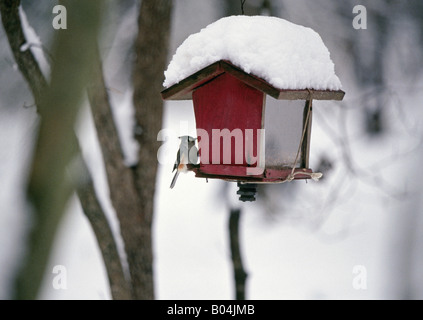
left=161, top=60, right=344, bottom=101
left=163, top=16, right=343, bottom=95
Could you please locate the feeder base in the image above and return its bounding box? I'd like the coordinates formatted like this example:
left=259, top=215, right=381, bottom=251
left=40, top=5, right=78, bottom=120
left=237, top=182, right=257, bottom=202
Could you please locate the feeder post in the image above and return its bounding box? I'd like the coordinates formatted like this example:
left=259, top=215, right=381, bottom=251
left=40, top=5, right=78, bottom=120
left=301, top=99, right=313, bottom=168
left=228, top=208, right=248, bottom=300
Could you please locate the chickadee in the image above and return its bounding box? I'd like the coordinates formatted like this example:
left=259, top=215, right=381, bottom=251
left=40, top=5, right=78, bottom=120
left=170, top=136, right=198, bottom=189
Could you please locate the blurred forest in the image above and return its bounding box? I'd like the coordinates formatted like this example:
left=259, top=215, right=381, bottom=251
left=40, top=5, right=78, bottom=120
left=0, top=0, right=423, bottom=299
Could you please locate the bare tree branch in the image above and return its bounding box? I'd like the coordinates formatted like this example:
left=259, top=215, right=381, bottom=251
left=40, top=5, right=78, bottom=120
left=75, top=158, right=131, bottom=300
left=2, top=0, right=174, bottom=300
left=0, top=0, right=47, bottom=107
left=0, top=0, right=127, bottom=300
left=87, top=0, right=173, bottom=300
left=241, top=0, right=246, bottom=14
left=87, top=45, right=143, bottom=299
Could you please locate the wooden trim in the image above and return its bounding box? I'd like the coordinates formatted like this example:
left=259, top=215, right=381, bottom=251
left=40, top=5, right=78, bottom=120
left=160, top=61, right=224, bottom=100
left=301, top=99, right=313, bottom=168
left=188, top=164, right=313, bottom=183
left=161, top=59, right=345, bottom=101
left=220, top=60, right=281, bottom=99
left=196, top=164, right=263, bottom=178
left=277, top=89, right=344, bottom=101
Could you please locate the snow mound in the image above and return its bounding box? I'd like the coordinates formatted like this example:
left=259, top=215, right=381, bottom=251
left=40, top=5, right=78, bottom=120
left=163, top=15, right=342, bottom=91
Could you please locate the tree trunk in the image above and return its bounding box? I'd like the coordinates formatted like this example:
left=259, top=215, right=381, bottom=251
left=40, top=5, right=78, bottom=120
left=130, top=0, right=173, bottom=300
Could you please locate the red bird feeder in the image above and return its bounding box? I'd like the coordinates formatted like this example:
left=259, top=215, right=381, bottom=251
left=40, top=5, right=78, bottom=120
left=162, top=60, right=344, bottom=201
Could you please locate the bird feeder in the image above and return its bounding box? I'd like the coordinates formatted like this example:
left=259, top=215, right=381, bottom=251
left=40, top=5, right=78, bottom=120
left=162, top=60, right=344, bottom=200
left=161, top=16, right=345, bottom=201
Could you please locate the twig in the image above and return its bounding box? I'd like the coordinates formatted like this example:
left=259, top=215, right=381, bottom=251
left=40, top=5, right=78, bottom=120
left=20, top=42, right=55, bottom=64
left=0, top=0, right=47, bottom=108
left=241, top=0, right=246, bottom=14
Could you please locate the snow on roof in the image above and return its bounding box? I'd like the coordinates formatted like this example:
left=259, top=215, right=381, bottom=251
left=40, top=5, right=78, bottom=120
left=163, top=15, right=342, bottom=91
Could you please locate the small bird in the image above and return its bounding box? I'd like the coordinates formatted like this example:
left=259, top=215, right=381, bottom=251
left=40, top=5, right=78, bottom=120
left=170, top=136, right=198, bottom=189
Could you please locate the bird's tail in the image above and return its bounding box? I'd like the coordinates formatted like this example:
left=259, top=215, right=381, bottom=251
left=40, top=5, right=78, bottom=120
left=170, top=171, right=180, bottom=189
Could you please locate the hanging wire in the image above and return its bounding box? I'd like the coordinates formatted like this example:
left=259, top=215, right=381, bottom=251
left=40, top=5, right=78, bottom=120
left=241, top=0, right=246, bottom=15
